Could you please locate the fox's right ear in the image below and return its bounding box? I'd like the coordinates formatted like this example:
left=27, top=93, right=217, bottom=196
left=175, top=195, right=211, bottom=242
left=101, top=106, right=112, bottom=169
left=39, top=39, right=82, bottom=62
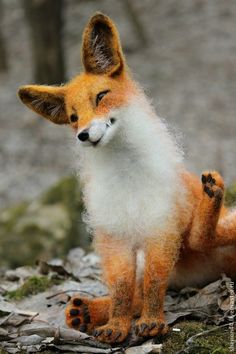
left=18, top=85, right=69, bottom=125
left=82, top=13, right=125, bottom=76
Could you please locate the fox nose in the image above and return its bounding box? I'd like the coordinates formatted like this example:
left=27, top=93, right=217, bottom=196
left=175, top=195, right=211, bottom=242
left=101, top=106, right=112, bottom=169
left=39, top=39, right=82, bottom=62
left=77, top=130, right=89, bottom=142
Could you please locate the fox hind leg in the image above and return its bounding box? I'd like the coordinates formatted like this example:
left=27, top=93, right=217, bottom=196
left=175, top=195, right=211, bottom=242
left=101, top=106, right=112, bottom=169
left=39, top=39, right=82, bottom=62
left=189, top=171, right=225, bottom=251
left=216, top=210, right=236, bottom=247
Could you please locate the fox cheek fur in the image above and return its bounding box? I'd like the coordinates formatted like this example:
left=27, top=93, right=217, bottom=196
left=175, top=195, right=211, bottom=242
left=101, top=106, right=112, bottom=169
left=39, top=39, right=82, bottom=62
left=18, top=12, right=236, bottom=344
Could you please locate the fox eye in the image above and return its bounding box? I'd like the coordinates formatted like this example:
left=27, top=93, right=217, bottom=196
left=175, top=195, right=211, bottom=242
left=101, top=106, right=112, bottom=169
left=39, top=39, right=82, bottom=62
left=70, top=113, right=78, bottom=122
left=96, top=90, right=110, bottom=106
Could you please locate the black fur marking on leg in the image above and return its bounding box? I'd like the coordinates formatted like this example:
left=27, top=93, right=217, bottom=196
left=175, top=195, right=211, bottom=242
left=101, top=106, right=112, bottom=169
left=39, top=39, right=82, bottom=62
left=84, top=313, right=91, bottom=323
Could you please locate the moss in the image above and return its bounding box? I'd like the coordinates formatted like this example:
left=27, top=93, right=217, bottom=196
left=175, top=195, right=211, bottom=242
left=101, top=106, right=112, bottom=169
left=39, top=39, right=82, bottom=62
left=6, top=276, right=59, bottom=300
left=225, top=183, right=236, bottom=207
left=162, top=321, right=231, bottom=354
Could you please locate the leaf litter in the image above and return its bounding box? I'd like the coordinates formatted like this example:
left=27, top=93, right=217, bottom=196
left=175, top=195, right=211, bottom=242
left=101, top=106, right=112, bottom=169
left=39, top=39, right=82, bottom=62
left=0, top=248, right=235, bottom=353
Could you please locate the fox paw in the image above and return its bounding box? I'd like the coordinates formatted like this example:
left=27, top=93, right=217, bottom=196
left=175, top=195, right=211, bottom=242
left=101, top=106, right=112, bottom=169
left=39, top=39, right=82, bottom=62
left=201, top=172, right=224, bottom=201
left=93, top=320, right=130, bottom=343
left=65, top=296, right=94, bottom=334
left=134, top=318, right=168, bottom=338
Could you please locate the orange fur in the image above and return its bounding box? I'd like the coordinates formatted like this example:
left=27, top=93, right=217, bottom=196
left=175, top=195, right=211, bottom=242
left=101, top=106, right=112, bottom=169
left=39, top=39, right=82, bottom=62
left=65, top=72, right=136, bottom=130
left=18, top=13, right=236, bottom=344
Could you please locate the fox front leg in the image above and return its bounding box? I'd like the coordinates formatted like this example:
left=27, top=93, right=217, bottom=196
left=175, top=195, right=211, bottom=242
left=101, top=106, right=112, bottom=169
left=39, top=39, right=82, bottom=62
left=134, top=234, right=180, bottom=338
left=93, top=236, right=136, bottom=343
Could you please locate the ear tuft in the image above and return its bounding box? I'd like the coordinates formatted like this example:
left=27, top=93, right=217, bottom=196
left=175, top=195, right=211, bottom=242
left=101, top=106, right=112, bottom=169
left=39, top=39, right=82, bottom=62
left=18, top=85, right=68, bottom=125
left=82, top=13, right=125, bottom=76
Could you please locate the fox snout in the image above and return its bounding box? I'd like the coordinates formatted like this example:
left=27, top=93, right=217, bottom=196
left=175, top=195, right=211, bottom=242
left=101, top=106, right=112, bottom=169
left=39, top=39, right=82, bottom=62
left=77, top=118, right=116, bottom=146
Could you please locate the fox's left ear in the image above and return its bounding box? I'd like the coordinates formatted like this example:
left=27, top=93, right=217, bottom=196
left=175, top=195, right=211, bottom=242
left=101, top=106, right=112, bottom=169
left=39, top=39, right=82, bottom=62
left=82, top=13, right=125, bottom=76
left=18, top=85, right=68, bottom=124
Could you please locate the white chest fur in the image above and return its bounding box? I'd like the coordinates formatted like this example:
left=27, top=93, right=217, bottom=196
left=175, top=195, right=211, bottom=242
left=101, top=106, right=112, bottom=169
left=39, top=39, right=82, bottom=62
left=76, top=99, right=183, bottom=243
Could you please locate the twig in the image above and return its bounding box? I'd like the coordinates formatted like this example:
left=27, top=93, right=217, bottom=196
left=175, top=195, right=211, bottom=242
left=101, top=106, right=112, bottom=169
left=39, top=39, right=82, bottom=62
left=0, top=312, right=14, bottom=326
left=186, top=323, right=229, bottom=346
left=46, top=289, right=96, bottom=300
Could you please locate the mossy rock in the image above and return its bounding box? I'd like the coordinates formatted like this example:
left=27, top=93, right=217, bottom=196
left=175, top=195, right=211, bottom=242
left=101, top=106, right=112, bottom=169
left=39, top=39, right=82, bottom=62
left=0, top=176, right=90, bottom=268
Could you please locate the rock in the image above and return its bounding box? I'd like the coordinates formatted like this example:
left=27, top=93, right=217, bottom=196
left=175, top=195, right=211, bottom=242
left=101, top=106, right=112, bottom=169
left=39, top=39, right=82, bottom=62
left=0, top=176, right=90, bottom=268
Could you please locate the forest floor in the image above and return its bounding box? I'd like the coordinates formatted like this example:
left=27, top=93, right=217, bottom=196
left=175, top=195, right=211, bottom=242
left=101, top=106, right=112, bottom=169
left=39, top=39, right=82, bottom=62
left=0, top=248, right=234, bottom=354
left=1, top=0, right=236, bottom=208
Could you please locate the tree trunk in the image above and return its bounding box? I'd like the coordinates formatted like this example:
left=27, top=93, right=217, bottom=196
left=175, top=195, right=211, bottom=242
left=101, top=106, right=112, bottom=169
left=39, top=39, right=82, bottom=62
left=0, top=0, right=8, bottom=72
left=122, top=0, right=148, bottom=48
left=23, top=0, right=65, bottom=85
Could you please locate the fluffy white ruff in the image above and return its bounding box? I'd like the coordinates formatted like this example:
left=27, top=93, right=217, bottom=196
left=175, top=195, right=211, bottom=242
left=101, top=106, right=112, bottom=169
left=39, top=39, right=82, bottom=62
left=75, top=96, right=184, bottom=244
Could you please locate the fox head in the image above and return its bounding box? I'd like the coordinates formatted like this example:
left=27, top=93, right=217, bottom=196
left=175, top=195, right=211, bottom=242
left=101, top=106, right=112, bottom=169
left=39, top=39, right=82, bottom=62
left=18, top=13, right=138, bottom=147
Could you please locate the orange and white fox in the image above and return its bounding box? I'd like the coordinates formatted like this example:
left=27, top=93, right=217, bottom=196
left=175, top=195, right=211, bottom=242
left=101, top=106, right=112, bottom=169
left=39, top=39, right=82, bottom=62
left=18, top=13, right=236, bottom=343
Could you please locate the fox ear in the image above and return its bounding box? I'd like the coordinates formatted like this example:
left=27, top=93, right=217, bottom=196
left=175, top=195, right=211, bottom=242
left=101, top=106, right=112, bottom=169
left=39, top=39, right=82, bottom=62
left=82, top=13, right=125, bottom=76
left=18, top=85, right=68, bottom=125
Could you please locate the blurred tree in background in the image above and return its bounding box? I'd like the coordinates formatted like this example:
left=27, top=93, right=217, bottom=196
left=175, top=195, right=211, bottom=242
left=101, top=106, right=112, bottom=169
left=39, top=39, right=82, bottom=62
left=22, top=0, right=65, bottom=84
left=0, top=0, right=8, bottom=71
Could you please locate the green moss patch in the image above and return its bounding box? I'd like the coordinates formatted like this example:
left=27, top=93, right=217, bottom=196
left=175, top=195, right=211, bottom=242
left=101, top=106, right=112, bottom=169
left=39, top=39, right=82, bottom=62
left=6, top=276, right=59, bottom=300
left=162, top=321, right=231, bottom=354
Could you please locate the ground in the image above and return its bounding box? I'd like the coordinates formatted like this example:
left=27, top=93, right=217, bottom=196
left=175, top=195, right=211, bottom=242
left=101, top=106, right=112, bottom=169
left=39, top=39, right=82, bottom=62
left=0, top=249, right=234, bottom=354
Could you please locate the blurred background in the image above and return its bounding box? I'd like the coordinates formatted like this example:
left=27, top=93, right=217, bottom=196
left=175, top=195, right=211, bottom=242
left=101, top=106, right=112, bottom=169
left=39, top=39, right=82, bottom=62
left=0, top=0, right=236, bottom=268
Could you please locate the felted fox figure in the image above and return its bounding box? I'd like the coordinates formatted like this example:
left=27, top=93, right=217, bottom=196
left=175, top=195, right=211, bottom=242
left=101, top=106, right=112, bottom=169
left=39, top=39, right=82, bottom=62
left=18, top=13, right=236, bottom=344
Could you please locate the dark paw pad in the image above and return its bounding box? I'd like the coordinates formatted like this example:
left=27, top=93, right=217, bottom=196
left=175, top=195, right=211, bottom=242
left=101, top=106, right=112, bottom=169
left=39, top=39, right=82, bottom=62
left=201, top=172, right=223, bottom=201
left=71, top=318, right=81, bottom=327
left=204, top=185, right=214, bottom=198
left=73, top=298, right=82, bottom=306
left=66, top=296, right=93, bottom=333
left=202, top=173, right=215, bottom=186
